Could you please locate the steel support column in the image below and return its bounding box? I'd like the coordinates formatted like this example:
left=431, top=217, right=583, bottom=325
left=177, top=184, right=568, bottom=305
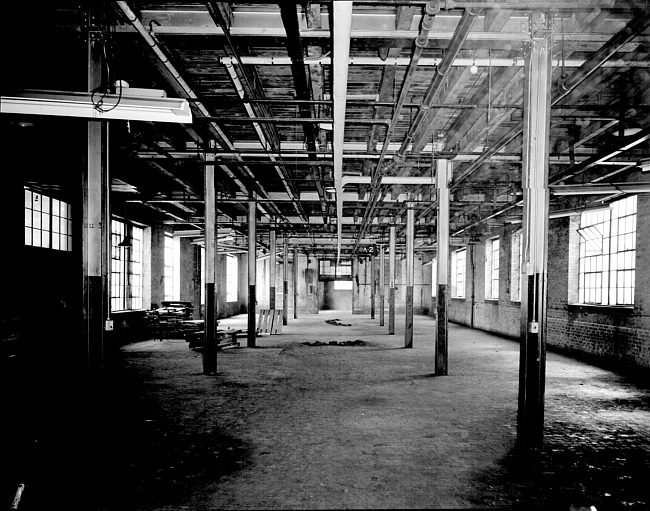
left=370, top=254, right=376, bottom=319
left=203, top=142, right=218, bottom=374
left=435, top=159, right=450, bottom=375
left=283, top=237, right=288, bottom=325
left=388, top=226, right=396, bottom=335
left=293, top=247, right=299, bottom=319
left=518, top=13, right=552, bottom=450
left=247, top=198, right=257, bottom=348
left=270, top=228, right=276, bottom=310
left=379, top=245, right=385, bottom=326
left=405, top=206, right=415, bottom=348
left=83, top=24, right=109, bottom=374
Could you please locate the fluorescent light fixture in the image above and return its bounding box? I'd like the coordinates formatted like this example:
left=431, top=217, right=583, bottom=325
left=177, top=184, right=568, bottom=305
left=1, top=89, right=192, bottom=124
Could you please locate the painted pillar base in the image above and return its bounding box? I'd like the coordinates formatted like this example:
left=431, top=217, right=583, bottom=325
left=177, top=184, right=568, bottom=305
left=405, top=285, right=413, bottom=348
left=283, top=281, right=288, bottom=325
left=248, top=284, right=256, bottom=348
left=388, top=287, right=395, bottom=335
left=435, top=283, right=448, bottom=375
left=203, top=282, right=217, bottom=374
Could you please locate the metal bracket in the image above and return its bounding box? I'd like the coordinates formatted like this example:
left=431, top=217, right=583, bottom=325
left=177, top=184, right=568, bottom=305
left=530, top=11, right=553, bottom=39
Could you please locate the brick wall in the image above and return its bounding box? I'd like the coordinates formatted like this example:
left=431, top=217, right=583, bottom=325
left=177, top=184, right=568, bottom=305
left=445, top=231, right=522, bottom=339
left=546, top=195, right=650, bottom=371
left=441, top=193, right=650, bottom=372
left=353, top=253, right=432, bottom=315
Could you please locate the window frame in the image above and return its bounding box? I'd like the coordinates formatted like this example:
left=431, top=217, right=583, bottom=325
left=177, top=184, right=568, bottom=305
left=24, top=188, right=72, bottom=251
left=485, top=237, right=500, bottom=300
left=431, top=257, right=437, bottom=297
left=226, top=254, right=238, bottom=302
left=510, top=230, right=523, bottom=303
left=110, top=219, right=144, bottom=312
left=451, top=248, right=467, bottom=299
left=577, top=195, right=637, bottom=306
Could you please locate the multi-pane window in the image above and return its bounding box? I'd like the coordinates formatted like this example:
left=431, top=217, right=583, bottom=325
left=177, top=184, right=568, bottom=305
left=578, top=195, right=637, bottom=305
left=510, top=230, right=523, bottom=302
left=200, top=245, right=205, bottom=307
left=226, top=254, right=238, bottom=302
left=130, top=227, right=143, bottom=309
left=431, top=258, right=437, bottom=297
left=25, top=188, right=72, bottom=251
left=485, top=238, right=500, bottom=300
left=164, top=233, right=180, bottom=301
left=111, top=219, right=144, bottom=311
left=451, top=248, right=466, bottom=298
left=319, top=259, right=352, bottom=278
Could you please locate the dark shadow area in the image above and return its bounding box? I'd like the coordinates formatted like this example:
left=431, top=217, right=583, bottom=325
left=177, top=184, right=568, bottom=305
left=467, top=427, right=650, bottom=511
left=2, top=343, right=254, bottom=511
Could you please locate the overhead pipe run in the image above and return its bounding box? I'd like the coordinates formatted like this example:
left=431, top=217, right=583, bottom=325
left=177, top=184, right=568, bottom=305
left=223, top=62, right=306, bottom=220
left=353, top=0, right=440, bottom=252
left=216, top=55, right=650, bottom=68
left=550, top=182, right=650, bottom=195
left=342, top=176, right=436, bottom=186
left=279, top=2, right=329, bottom=222
left=555, top=12, right=650, bottom=102
left=397, top=8, right=480, bottom=159
left=333, top=1, right=353, bottom=263
left=356, top=2, right=473, bottom=249
left=450, top=8, right=650, bottom=193
left=115, top=1, right=280, bottom=220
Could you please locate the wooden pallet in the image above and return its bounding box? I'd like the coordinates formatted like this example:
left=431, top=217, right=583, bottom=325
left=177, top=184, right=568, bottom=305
left=256, top=309, right=283, bottom=335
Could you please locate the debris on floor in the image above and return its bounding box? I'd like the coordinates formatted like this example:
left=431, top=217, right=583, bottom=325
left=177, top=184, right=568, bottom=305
left=301, top=340, right=366, bottom=347
left=325, top=318, right=352, bottom=326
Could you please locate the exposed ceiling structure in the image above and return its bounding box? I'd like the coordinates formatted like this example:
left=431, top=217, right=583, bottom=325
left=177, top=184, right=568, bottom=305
left=3, top=1, right=650, bottom=259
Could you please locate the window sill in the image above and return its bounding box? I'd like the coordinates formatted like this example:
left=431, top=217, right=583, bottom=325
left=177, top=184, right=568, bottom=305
left=568, top=303, right=634, bottom=314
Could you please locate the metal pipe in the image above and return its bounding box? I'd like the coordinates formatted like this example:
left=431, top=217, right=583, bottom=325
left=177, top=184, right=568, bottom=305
left=229, top=98, right=526, bottom=108
left=115, top=1, right=276, bottom=213
left=333, top=1, right=354, bottom=262
left=450, top=7, right=650, bottom=193
left=343, top=176, right=435, bottom=186
left=550, top=181, right=650, bottom=195
left=400, top=9, right=479, bottom=157
left=351, top=1, right=629, bottom=9
left=216, top=55, right=649, bottom=68
left=222, top=62, right=303, bottom=216
left=279, top=2, right=328, bottom=221
left=354, top=0, right=440, bottom=250
left=556, top=13, right=650, bottom=100
left=199, top=116, right=389, bottom=125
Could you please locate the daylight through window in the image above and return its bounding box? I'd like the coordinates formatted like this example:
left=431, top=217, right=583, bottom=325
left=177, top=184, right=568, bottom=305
left=578, top=196, right=637, bottom=305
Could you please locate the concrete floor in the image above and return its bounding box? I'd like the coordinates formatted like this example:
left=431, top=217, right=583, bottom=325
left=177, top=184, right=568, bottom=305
left=3, top=311, right=649, bottom=510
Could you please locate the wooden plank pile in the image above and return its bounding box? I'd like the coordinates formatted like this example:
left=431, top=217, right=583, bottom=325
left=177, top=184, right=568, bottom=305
left=256, top=309, right=283, bottom=335
left=183, top=320, right=242, bottom=351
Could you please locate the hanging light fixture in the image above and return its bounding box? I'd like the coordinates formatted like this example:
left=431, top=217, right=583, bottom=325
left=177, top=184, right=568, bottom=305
left=118, top=202, right=132, bottom=247
left=118, top=234, right=132, bottom=247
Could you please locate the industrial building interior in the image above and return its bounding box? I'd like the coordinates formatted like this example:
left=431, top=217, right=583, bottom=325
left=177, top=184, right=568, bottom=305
left=1, top=1, right=649, bottom=510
